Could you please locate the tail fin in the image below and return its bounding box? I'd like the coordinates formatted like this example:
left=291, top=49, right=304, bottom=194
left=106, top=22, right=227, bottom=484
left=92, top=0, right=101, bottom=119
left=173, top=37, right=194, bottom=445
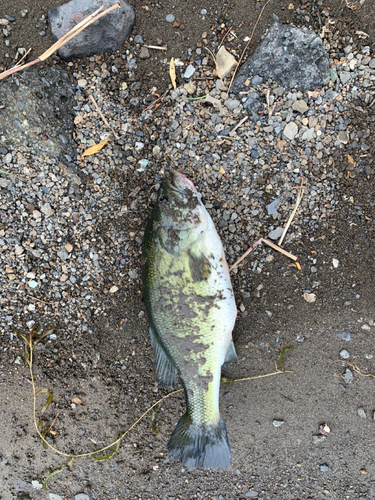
left=167, top=413, right=231, bottom=470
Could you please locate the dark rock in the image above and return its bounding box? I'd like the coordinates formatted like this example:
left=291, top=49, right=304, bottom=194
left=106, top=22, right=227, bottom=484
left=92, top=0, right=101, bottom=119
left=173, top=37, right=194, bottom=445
left=233, top=22, right=329, bottom=96
left=48, top=0, right=135, bottom=58
left=0, top=66, right=76, bottom=161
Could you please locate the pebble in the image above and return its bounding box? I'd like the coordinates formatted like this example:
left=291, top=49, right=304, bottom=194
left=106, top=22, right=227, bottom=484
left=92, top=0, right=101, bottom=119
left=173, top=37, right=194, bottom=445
left=134, top=35, right=144, bottom=44
left=272, top=419, right=285, bottom=427
left=320, top=464, right=329, bottom=472
left=340, top=349, right=350, bottom=359
left=292, top=100, right=308, bottom=113
left=342, top=368, right=353, bottom=384
left=200, top=9, right=208, bottom=15
left=361, top=324, right=371, bottom=330
left=183, top=65, right=195, bottom=79
left=139, top=46, right=150, bottom=59
left=357, top=407, right=366, bottom=419
left=283, top=122, right=298, bottom=140
left=268, top=227, right=284, bottom=240
left=77, top=79, right=88, bottom=88
left=312, top=435, right=326, bottom=444
left=49, top=495, right=63, bottom=500
left=245, top=490, right=259, bottom=498
left=166, top=14, right=175, bottom=23
left=337, top=331, right=351, bottom=341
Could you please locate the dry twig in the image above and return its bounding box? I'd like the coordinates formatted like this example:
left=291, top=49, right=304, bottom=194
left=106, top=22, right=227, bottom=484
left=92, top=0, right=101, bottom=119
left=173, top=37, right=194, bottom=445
left=89, top=95, right=119, bottom=140
left=345, top=361, right=375, bottom=378
left=144, top=45, right=167, bottom=51
left=278, top=187, right=305, bottom=246
left=261, top=238, right=297, bottom=261
left=0, top=3, right=120, bottom=81
left=229, top=238, right=262, bottom=271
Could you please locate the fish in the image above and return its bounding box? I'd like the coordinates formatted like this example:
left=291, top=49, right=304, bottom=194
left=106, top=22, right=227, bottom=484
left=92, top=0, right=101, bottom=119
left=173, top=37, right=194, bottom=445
left=142, top=171, right=237, bottom=470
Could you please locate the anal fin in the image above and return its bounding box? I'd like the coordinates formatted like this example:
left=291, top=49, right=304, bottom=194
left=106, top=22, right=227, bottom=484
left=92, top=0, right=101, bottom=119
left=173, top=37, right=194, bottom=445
left=149, top=327, right=179, bottom=389
left=223, top=340, right=237, bottom=364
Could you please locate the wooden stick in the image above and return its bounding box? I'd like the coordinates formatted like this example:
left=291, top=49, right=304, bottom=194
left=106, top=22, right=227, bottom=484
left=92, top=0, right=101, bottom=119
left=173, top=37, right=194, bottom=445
left=261, top=238, right=297, bottom=261
left=278, top=188, right=304, bottom=246
left=229, top=238, right=262, bottom=271
left=89, top=95, right=119, bottom=140
left=144, top=88, right=170, bottom=112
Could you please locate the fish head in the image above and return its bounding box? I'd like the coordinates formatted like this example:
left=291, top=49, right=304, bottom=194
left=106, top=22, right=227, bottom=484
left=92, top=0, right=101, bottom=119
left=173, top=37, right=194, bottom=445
left=154, top=171, right=209, bottom=251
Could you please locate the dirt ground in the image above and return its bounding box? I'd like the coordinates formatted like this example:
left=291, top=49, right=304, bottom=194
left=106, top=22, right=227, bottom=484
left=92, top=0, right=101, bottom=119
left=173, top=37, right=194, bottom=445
left=1, top=0, right=375, bottom=499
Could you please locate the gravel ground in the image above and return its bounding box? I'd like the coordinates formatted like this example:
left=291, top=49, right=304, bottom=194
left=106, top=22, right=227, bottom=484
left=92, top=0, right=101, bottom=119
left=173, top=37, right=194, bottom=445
left=0, top=1, right=375, bottom=499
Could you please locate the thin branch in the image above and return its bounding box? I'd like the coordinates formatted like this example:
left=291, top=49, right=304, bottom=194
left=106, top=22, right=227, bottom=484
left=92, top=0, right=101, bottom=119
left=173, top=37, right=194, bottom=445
left=229, top=238, right=262, bottom=271
left=89, top=95, right=119, bottom=140
left=144, top=45, right=167, bottom=51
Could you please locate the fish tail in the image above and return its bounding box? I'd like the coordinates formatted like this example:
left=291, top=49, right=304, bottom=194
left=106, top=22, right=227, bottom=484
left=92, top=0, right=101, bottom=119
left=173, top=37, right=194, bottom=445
left=167, top=413, right=230, bottom=470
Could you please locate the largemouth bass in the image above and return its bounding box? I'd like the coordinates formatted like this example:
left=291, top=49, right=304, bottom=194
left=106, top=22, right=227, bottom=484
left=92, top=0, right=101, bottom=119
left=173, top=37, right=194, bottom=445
left=142, top=171, right=237, bottom=470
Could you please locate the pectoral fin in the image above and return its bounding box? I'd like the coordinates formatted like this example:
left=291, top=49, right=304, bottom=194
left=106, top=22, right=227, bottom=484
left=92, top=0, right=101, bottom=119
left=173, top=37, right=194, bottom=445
left=149, top=327, right=179, bottom=389
left=189, top=251, right=211, bottom=282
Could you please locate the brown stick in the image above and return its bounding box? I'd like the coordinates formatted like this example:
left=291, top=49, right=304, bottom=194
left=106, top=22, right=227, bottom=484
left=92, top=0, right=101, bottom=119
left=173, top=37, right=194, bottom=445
left=278, top=188, right=305, bottom=246
left=89, top=95, right=119, bottom=140
left=261, top=238, right=297, bottom=261
left=229, top=115, right=249, bottom=135
left=229, top=238, right=262, bottom=271
left=144, top=45, right=167, bottom=51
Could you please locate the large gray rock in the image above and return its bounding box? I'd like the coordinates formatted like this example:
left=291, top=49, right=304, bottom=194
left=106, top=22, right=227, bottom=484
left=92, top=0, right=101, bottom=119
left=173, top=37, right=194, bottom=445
left=48, top=0, right=135, bottom=58
left=0, top=65, right=76, bottom=162
left=233, top=22, right=330, bottom=100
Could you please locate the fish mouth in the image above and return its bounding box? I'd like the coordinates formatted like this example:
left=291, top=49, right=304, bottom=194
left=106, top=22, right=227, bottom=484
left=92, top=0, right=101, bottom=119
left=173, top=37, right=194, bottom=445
left=170, top=171, right=197, bottom=193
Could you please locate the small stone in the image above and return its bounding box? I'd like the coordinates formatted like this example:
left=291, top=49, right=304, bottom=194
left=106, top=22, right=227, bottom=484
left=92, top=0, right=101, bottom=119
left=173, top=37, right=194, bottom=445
left=332, top=258, right=339, bottom=268
left=128, top=270, right=138, bottom=279
left=340, top=349, right=350, bottom=359
left=319, top=424, right=330, bottom=435
left=312, top=435, right=326, bottom=444
left=337, top=131, right=348, bottom=144
left=3, top=153, right=12, bottom=164
left=368, top=59, right=375, bottom=69
left=75, top=495, right=90, bottom=500
left=268, top=227, right=283, bottom=240
left=20, top=10, right=28, bottom=18
left=357, top=407, right=366, bottom=418
left=166, top=14, right=175, bottom=23
left=28, top=280, right=38, bottom=288
left=183, top=65, right=195, bottom=79
left=225, top=98, right=241, bottom=110
left=200, top=8, right=207, bottom=15
left=139, top=46, right=150, bottom=59
left=77, top=79, right=87, bottom=88
left=41, top=203, right=54, bottom=217
left=292, top=100, right=308, bottom=113
left=14, top=244, right=24, bottom=256
left=302, top=128, right=314, bottom=140
left=361, top=324, right=371, bottom=331
left=342, top=368, right=353, bottom=384
left=134, top=34, right=144, bottom=44
left=339, top=72, right=351, bottom=84
left=65, top=243, right=73, bottom=253
left=311, top=266, right=317, bottom=273
left=216, top=46, right=237, bottom=78
left=283, top=122, right=298, bottom=140
left=337, top=331, right=351, bottom=341
left=184, top=83, right=196, bottom=95
left=303, top=292, right=316, bottom=303
left=320, top=464, right=329, bottom=472
left=245, top=490, right=259, bottom=498
left=272, top=419, right=284, bottom=427
left=49, top=495, right=63, bottom=500
left=110, top=285, right=119, bottom=293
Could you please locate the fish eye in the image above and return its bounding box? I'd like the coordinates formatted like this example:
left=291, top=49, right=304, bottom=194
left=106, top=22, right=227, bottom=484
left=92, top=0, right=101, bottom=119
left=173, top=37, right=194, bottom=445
left=159, top=196, right=169, bottom=203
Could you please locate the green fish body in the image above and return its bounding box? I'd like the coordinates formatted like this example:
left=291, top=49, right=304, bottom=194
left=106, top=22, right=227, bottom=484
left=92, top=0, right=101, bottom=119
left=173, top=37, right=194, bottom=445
left=142, top=171, right=237, bottom=469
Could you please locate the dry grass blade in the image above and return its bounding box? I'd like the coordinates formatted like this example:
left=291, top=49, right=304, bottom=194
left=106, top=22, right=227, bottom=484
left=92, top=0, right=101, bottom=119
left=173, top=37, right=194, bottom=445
left=144, top=45, right=167, bottom=50
left=89, top=95, right=119, bottom=140
left=0, top=3, right=120, bottom=81
left=226, top=0, right=273, bottom=97
left=169, top=57, right=177, bottom=90
left=229, top=115, right=249, bottom=135
left=278, top=188, right=305, bottom=246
